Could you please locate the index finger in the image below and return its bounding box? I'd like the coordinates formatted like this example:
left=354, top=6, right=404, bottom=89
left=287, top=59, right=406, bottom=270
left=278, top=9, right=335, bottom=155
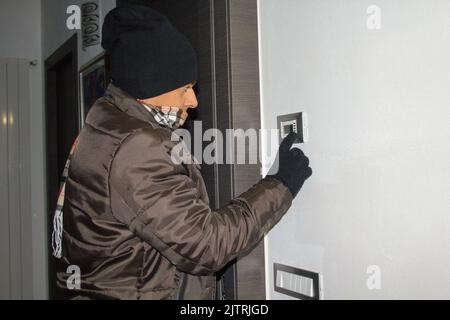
left=280, top=131, right=301, bottom=152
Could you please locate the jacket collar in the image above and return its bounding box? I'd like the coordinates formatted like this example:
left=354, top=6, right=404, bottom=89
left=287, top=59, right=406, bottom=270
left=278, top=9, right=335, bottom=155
left=102, top=82, right=200, bottom=167
left=103, top=82, right=165, bottom=129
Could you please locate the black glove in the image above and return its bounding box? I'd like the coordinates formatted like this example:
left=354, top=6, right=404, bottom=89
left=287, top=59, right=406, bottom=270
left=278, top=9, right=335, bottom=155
left=266, top=132, right=312, bottom=198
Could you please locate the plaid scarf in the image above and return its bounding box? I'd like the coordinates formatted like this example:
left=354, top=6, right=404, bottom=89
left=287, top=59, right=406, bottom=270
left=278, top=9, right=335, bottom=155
left=140, top=102, right=186, bottom=129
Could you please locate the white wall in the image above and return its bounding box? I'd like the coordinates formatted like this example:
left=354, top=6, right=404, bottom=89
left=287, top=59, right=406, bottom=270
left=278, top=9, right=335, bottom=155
left=42, top=0, right=116, bottom=67
left=258, top=0, right=450, bottom=299
left=0, top=0, right=45, bottom=299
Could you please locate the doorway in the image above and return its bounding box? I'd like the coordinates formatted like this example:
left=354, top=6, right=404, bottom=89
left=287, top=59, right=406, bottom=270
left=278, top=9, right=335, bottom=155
left=44, top=34, right=79, bottom=299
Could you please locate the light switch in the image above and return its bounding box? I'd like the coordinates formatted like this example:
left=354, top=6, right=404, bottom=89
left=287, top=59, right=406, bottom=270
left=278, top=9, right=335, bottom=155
left=277, top=112, right=308, bottom=143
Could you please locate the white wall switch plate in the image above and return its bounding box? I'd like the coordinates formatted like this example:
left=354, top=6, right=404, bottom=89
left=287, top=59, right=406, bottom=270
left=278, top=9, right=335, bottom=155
left=277, top=112, right=309, bottom=143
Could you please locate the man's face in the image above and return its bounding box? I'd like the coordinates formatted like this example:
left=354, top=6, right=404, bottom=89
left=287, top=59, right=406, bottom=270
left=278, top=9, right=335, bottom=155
left=138, top=81, right=198, bottom=122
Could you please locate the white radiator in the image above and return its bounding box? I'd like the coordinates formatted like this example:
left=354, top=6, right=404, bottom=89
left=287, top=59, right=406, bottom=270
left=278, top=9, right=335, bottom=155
left=0, top=58, right=32, bottom=299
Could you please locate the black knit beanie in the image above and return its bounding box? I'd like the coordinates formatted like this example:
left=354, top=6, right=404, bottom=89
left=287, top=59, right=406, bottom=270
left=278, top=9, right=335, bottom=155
left=101, top=5, right=198, bottom=99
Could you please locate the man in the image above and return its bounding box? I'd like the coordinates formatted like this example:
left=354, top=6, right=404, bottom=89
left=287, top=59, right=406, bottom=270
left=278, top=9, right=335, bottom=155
left=54, top=5, right=312, bottom=300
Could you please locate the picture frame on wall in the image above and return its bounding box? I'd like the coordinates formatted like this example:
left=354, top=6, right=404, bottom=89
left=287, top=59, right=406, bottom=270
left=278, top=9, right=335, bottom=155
left=78, top=52, right=107, bottom=129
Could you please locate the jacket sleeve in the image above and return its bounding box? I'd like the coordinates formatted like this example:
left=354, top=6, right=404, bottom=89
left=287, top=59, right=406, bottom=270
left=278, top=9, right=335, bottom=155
left=109, top=128, right=293, bottom=275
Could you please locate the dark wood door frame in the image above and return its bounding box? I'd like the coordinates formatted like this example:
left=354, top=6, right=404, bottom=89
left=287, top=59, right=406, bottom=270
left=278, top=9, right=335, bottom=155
left=44, top=34, right=79, bottom=299
left=215, top=0, right=265, bottom=300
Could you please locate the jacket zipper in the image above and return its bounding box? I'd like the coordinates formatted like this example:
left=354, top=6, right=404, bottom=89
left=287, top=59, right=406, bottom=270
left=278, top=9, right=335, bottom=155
left=174, top=270, right=187, bottom=300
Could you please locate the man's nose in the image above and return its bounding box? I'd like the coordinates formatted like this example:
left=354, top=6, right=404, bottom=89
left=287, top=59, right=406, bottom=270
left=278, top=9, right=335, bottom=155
left=185, top=89, right=198, bottom=109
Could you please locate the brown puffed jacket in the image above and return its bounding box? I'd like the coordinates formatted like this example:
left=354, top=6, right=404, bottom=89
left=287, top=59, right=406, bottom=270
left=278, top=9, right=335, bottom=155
left=56, top=83, right=293, bottom=300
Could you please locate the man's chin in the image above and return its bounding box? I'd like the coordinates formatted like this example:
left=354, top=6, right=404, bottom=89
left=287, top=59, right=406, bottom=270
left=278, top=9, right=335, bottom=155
left=181, top=113, right=189, bottom=122
left=178, top=117, right=188, bottom=128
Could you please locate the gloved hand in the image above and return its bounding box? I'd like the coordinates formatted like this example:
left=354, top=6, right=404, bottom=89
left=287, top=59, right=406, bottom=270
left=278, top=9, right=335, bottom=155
left=266, top=132, right=312, bottom=198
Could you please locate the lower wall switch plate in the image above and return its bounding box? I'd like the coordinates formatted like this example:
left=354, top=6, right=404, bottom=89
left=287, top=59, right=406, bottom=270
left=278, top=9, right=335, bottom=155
left=274, top=263, right=321, bottom=300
